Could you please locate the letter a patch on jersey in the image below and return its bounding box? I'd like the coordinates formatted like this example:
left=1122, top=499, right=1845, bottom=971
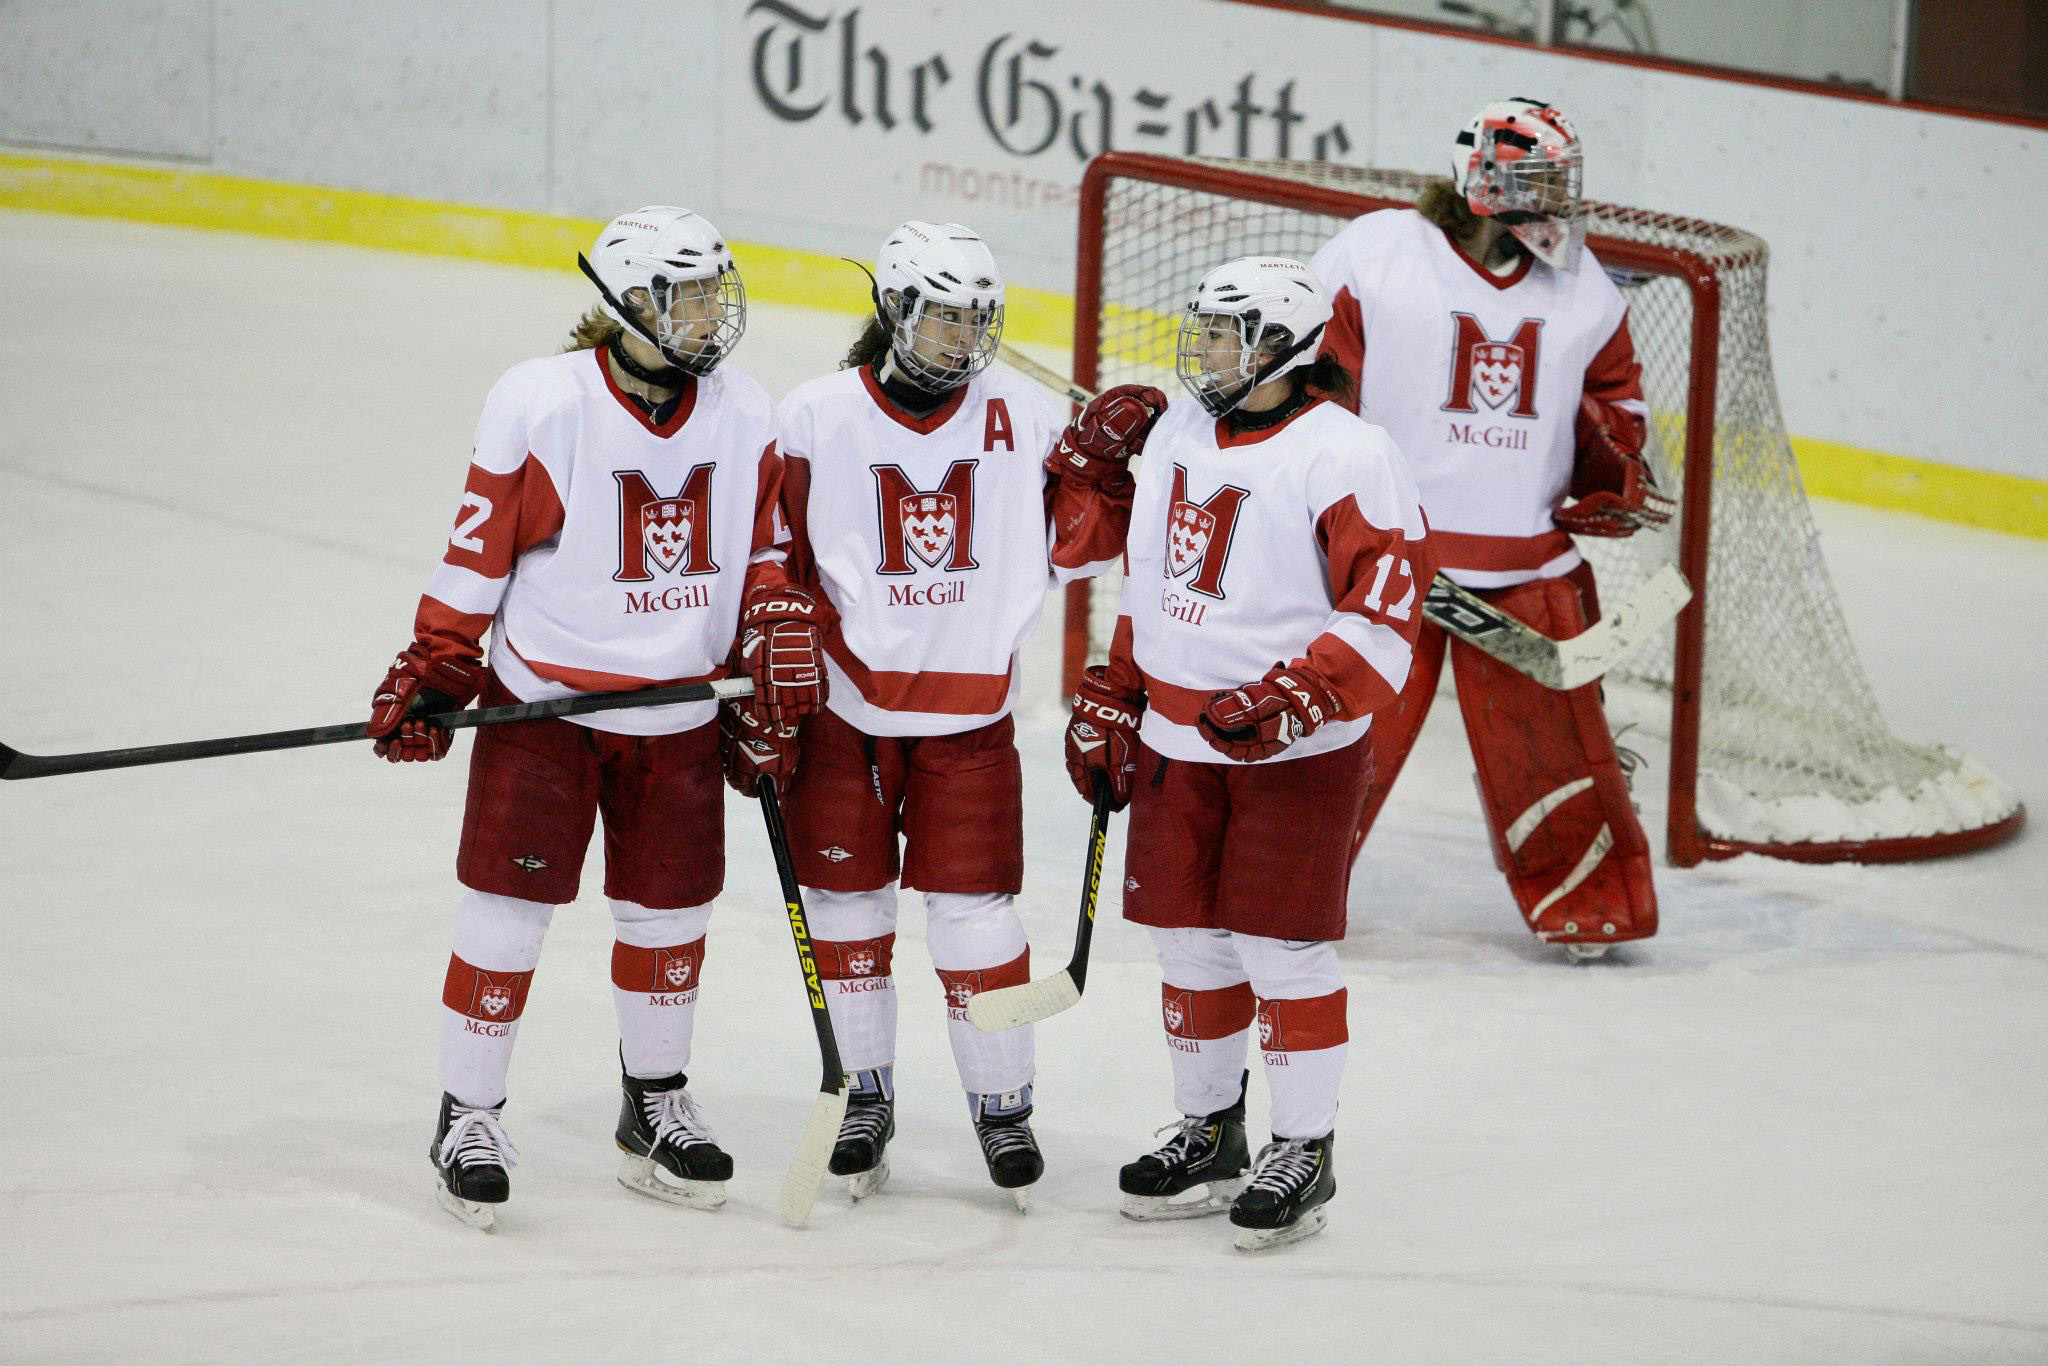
left=1442, top=313, right=1544, bottom=418
left=1166, top=464, right=1248, bottom=600
left=874, top=459, right=980, bottom=574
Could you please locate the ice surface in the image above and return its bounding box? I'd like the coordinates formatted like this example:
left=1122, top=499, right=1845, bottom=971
left=2, top=213, right=2044, bottom=1364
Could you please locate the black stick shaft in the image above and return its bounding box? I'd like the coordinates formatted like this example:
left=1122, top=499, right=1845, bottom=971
left=1, top=678, right=752, bottom=780
left=757, top=776, right=846, bottom=1095
left=1066, top=781, right=1114, bottom=993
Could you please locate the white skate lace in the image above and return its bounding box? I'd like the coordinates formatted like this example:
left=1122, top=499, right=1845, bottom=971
left=977, top=1117, right=1037, bottom=1161
left=645, top=1086, right=720, bottom=1155
left=1146, top=1115, right=1212, bottom=1165
left=838, top=1100, right=890, bottom=1146
left=438, top=1102, right=519, bottom=1172
left=1243, top=1138, right=1318, bottom=1197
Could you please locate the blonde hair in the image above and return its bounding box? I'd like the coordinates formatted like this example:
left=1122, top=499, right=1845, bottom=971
left=562, top=305, right=623, bottom=354
left=1415, top=177, right=1481, bottom=235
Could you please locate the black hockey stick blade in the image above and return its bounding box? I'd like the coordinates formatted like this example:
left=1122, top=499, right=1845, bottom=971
left=968, top=780, right=1114, bottom=1032
left=0, top=677, right=755, bottom=780
left=757, top=776, right=850, bottom=1226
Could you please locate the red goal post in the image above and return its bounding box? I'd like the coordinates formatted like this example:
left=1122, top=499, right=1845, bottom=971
left=1063, top=151, right=2024, bottom=868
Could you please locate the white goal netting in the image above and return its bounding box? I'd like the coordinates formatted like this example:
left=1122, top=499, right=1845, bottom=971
left=1073, top=155, right=2021, bottom=864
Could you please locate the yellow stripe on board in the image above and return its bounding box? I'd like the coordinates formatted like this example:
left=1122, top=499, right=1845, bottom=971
left=3, top=150, right=2042, bottom=540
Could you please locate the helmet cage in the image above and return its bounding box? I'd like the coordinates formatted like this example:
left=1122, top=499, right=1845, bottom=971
left=882, top=286, right=1003, bottom=391
left=642, top=263, right=746, bottom=376
left=1175, top=309, right=1316, bottom=418
left=1458, top=103, right=1587, bottom=270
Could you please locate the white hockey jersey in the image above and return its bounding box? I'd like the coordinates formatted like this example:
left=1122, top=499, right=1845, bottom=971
left=776, top=364, right=1127, bottom=737
left=1309, top=208, right=1646, bottom=588
left=408, top=346, right=784, bottom=736
left=1109, top=395, right=1432, bottom=765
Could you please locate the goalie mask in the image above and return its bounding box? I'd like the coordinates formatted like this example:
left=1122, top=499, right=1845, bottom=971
left=1174, top=256, right=1331, bottom=417
left=873, top=220, right=1005, bottom=392
left=578, top=207, right=746, bottom=376
left=1452, top=98, right=1586, bottom=271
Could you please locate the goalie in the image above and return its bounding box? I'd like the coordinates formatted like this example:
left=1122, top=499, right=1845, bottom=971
left=1308, top=98, right=1671, bottom=959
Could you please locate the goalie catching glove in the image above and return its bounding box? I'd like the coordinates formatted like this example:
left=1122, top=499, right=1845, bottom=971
left=366, top=644, right=484, bottom=762
left=1064, top=664, right=1144, bottom=810
left=735, top=583, right=828, bottom=724
left=1198, top=663, right=1344, bottom=764
left=1554, top=395, right=1674, bottom=538
left=1048, top=384, right=1169, bottom=493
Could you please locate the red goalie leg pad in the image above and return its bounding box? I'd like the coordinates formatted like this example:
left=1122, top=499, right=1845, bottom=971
left=1349, top=619, right=1449, bottom=864
left=1448, top=574, right=1657, bottom=946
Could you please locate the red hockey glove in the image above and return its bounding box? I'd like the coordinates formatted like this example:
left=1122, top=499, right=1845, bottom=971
left=1064, top=664, right=1144, bottom=811
left=1555, top=397, right=1674, bottom=538
left=736, top=583, right=828, bottom=725
left=367, top=644, right=485, bottom=762
left=1197, top=663, right=1343, bottom=764
left=1048, top=384, right=1169, bottom=492
left=720, top=698, right=800, bottom=798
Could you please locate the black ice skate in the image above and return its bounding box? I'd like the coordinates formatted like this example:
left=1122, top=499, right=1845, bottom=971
left=829, top=1068, right=895, bottom=1201
left=1118, top=1077, right=1252, bottom=1221
left=1229, top=1132, right=1336, bottom=1252
left=431, top=1092, right=517, bottom=1232
left=972, top=1086, right=1043, bottom=1211
left=615, top=1070, right=732, bottom=1210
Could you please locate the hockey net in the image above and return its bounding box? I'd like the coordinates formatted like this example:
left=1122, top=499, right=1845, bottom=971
left=1066, top=152, right=2023, bottom=867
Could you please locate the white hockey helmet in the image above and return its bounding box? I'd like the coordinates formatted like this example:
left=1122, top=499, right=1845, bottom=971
left=578, top=206, right=746, bottom=375
left=1451, top=97, right=1586, bottom=270
left=1175, top=256, right=1332, bottom=417
left=872, top=220, right=1005, bottom=391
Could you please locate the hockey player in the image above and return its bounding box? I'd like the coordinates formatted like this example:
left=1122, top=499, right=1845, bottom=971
left=1065, top=257, right=1431, bottom=1250
left=368, top=207, right=827, bottom=1229
left=725, top=220, right=1144, bottom=1208
left=1308, top=98, right=1670, bottom=960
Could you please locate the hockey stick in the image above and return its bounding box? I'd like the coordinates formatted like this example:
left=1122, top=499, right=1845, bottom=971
left=999, top=343, right=1691, bottom=691
left=756, top=774, right=849, bottom=1227
left=967, top=776, right=1114, bottom=1032
left=0, top=678, right=756, bottom=780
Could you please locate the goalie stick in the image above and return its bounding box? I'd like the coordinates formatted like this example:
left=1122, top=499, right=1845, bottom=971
left=967, top=777, right=1113, bottom=1032
left=0, top=678, right=757, bottom=780
left=756, top=775, right=850, bottom=1227
left=999, top=343, right=1691, bottom=691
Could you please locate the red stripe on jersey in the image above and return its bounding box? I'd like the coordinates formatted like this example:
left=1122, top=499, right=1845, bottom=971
left=935, top=950, right=1030, bottom=1010
left=442, top=453, right=567, bottom=582
left=1301, top=495, right=1428, bottom=721
left=859, top=365, right=967, bottom=434
left=610, top=936, right=706, bottom=996
left=593, top=346, right=698, bottom=437
left=1437, top=226, right=1535, bottom=291
left=1319, top=286, right=1367, bottom=415
left=1256, top=988, right=1349, bottom=1052
left=503, top=639, right=728, bottom=694
left=1428, top=527, right=1575, bottom=574
left=1138, top=671, right=1219, bottom=727
left=1161, top=980, right=1255, bottom=1041
left=442, top=954, right=534, bottom=1023
left=414, top=595, right=497, bottom=662
left=1579, top=313, right=1648, bottom=452
left=825, top=636, right=1014, bottom=716
left=814, top=935, right=897, bottom=982
left=1213, top=395, right=1329, bottom=449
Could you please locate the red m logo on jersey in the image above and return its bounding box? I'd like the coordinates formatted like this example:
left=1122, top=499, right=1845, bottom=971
left=1166, top=464, right=1249, bottom=600
left=1442, top=313, right=1544, bottom=418
left=874, top=460, right=979, bottom=574
left=614, top=465, right=719, bottom=581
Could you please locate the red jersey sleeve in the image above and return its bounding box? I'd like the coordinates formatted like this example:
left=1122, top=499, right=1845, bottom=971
left=1295, top=493, right=1434, bottom=722
left=414, top=452, right=565, bottom=662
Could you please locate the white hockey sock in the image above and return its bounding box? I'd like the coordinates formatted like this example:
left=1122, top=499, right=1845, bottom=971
left=609, top=898, right=714, bottom=1079
left=1235, top=934, right=1348, bottom=1139
left=806, top=885, right=900, bottom=1075
left=439, top=889, right=554, bottom=1107
left=927, top=891, right=1033, bottom=1097
left=1149, top=927, right=1254, bottom=1117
